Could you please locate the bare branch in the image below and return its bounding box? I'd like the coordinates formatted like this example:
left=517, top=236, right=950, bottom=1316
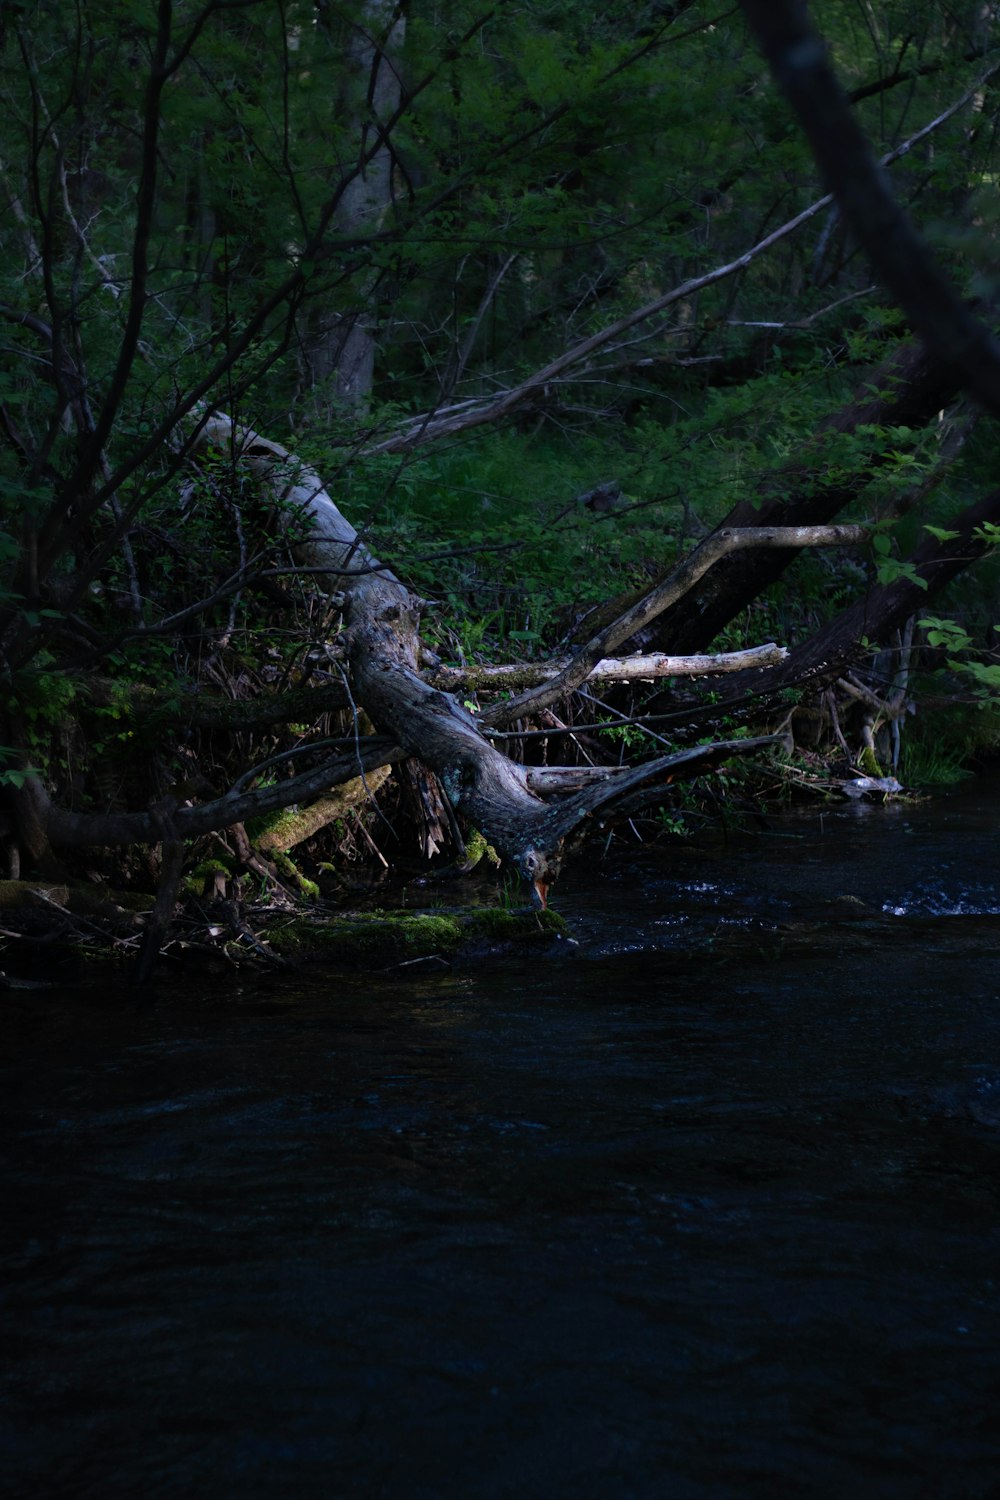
left=429, top=643, right=788, bottom=694
left=185, top=413, right=792, bottom=904
left=27, top=739, right=401, bottom=850
left=482, top=525, right=868, bottom=728
left=367, top=78, right=991, bottom=456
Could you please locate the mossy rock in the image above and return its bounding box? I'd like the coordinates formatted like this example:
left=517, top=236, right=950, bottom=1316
left=268, top=905, right=569, bottom=968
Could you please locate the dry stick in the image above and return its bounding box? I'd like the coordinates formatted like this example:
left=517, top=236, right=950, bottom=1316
left=24, top=887, right=131, bottom=946
left=428, top=642, right=787, bottom=693
left=27, top=739, right=402, bottom=851
left=824, top=688, right=852, bottom=759
left=482, top=524, right=868, bottom=729
left=185, top=428, right=858, bottom=884
left=28, top=54, right=976, bottom=648
left=837, top=674, right=894, bottom=715
left=442, top=252, right=520, bottom=401
left=353, top=813, right=390, bottom=869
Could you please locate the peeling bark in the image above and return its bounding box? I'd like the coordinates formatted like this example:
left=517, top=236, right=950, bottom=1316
left=482, top=526, right=866, bottom=730
left=17, top=415, right=862, bottom=905
left=15, top=407, right=872, bottom=906
left=649, top=336, right=960, bottom=653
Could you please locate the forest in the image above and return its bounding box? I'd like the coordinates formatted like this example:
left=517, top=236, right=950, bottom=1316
left=3, top=0, right=1000, bottom=972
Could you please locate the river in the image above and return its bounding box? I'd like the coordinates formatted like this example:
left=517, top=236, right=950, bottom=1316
left=4, top=780, right=1000, bottom=1498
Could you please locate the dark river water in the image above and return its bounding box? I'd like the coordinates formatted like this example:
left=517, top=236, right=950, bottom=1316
left=4, top=782, right=1000, bottom=1498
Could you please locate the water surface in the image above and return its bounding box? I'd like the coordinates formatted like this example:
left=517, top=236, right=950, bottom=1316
left=4, top=784, right=1000, bottom=1498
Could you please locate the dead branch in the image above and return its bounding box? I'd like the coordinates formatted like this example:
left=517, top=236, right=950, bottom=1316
left=366, top=82, right=989, bottom=457
left=183, top=414, right=792, bottom=903
left=481, top=525, right=867, bottom=728
left=428, top=642, right=788, bottom=694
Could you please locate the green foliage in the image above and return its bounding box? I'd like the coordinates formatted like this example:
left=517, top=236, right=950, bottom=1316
left=871, top=529, right=928, bottom=591
left=0, top=747, right=37, bottom=790
left=919, top=614, right=1000, bottom=705
left=920, top=615, right=974, bottom=654
left=656, top=807, right=691, bottom=839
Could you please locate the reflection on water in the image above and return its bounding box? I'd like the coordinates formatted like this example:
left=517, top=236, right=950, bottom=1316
left=4, top=781, right=1000, bottom=1497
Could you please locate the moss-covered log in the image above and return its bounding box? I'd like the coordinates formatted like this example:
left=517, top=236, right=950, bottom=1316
left=267, top=906, right=569, bottom=966
left=252, top=766, right=393, bottom=853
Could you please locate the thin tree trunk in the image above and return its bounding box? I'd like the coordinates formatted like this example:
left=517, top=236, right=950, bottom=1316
left=307, top=0, right=404, bottom=411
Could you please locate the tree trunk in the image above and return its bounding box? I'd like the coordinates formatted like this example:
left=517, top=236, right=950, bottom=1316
left=730, top=482, right=1000, bottom=701
left=306, top=0, right=404, bottom=412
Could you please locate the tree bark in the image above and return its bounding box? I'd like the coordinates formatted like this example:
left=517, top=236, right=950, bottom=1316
left=483, top=526, right=866, bottom=730
left=740, top=1, right=1000, bottom=420
left=428, top=643, right=788, bottom=694
left=722, top=483, right=1000, bottom=702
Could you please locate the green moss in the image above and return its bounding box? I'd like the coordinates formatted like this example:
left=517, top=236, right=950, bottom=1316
left=274, top=852, right=320, bottom=899
left=464, top=906, right=568, bottom=939
left=246, top=806, right=302, bottom=843
left=462, top=828, right=501, bottom=871
left=858, top=745, right=884, bottom=777
left=183, top=857, right=233, bottom=897
left=267, top=904, right=568, bottom=967
left=269, top=909, right=461, bottom=963
left=0, top=879, right=70, bottom=910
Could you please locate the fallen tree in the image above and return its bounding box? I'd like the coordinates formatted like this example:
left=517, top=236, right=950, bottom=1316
left=6, top=411, right=869, bottom=920
left=165, top=414, right=870, bottom=905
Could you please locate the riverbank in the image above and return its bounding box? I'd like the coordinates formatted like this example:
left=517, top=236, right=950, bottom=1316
left=0, top=880, right=570, bottom=990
